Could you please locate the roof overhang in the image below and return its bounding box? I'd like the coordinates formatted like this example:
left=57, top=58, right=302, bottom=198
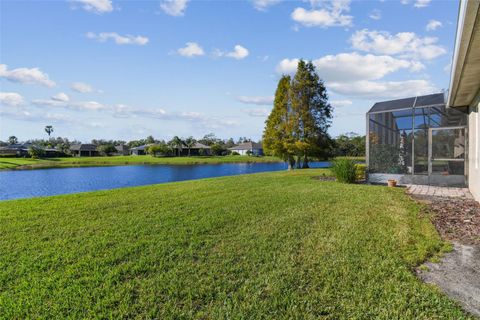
left=447, top=0, right=480, bottom=108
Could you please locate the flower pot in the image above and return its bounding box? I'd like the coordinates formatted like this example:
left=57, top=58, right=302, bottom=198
left=387, top=179, right=397, bottom=188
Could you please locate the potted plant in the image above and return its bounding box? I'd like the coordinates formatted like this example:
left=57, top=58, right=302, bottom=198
left=387, top=179, right=397, bottom=187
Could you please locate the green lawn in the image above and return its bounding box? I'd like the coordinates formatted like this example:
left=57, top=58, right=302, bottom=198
left=0, top=169, right=470, bottom=318
left=0, top=155, right=283, bottom=170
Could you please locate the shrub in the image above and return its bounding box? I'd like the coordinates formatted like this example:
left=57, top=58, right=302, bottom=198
left=28, top=146, right=46, bottom=159
left=231, top=151, right=240, bottom=156
left=355, top=164, right=366, bottom=181
left=331, top=158, right=357, bottom=183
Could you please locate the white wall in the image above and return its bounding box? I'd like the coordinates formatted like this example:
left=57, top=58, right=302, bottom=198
left=469, top=95, right=480, bottom=201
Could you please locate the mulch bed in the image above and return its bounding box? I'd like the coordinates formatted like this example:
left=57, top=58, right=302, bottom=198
left=414, top=196, right=480, bottom=245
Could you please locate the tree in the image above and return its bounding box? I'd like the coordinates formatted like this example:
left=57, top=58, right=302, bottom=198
left=28, top=145, right=45, bottom=158
left=147, top=144, right=168, bottom=157
left=45, top=125, right=54, bottom=137
left=8, top=136, right=18, bottom=145
left=263, top=75, right=297, bottom=169
left=184, top=136, right=196, bottom=156
left=169, top=136, right=184, bottom=156
left=333, top=133, right=365, bottom=157
left=145, top=135, right=155, bottom=144
left=97, top=144, right=117, bottom=156
left=290, top=60, right=333, bottom=168
left=211, top=143, right=226, bottom=156
left=198, top=133, right=219, bottom=146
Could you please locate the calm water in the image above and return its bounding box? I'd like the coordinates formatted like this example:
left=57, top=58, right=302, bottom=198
left=0, top=162, right=331, bottom=200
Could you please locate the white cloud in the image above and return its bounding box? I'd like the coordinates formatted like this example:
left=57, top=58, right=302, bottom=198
left=51, top=92, right=70, bottom=102
left=351, top=29, right=446, bottom=60
left=426, top=19, right=442, bottom=31
left=237, top=95, right=274, bottom=105
left=215, top=45, right=250, bottom=60
left=331, top=99, right=353, bottom=108
left=369, top=9, right=381, bottom=20
left=0, top=64, right=56, bottom=87
left=328, top=80, right=437, bottom=99
left=71, top=82, right=97, bottom=93
left=177, top=42, right=205, bottom=57
left=86, top=32, right=149, bottom=45
left=276, top=53, right=424, bottom=82
left=414, top=0, right=431, bottom=8
left=33, top=98, right=108, bottom=111
left=252, top=0, right=281, bottom=11
left=160, top=0, right=189, bottom=16
left=227, top=45, right=250, bottom=59
left=112, top=104, right=238, bottom=129
left=72, top=0, right=113, bottom=14
left=242, top=108, right=270, bottom=117
left=291, top=0, right=353, bottom=28
left=0, top=92, right=24, bottom=107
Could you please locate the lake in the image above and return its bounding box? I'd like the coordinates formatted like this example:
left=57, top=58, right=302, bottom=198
left=0, top=161, right=331, bottom=200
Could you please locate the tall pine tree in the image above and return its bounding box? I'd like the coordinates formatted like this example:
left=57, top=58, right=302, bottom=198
left=263, top=75, right=297, bottom=170
left=263, top=60, right=333, bottom=169
left=290, top=60, right=333, bottom=168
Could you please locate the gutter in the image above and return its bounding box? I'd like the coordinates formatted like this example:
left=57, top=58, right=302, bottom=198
left=447, top=0, right=468, bottom=107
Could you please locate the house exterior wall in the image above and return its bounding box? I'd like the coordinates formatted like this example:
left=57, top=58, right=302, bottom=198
left=231, top=148, right=263, bottom=156
left=468, top=94, right=480, bottom=201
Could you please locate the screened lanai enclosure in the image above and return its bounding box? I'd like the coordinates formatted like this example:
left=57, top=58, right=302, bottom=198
left=366, top=93, right=468, bottom=187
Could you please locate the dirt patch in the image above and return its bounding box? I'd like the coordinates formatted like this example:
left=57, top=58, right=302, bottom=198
left=417, top=242, right=480, bottom=317
left=411, top=194, right=480, bottom=317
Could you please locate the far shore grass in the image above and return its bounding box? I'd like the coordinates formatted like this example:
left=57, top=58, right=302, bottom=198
left=0, top=155, right=284, bottom=170
left=0, top=169, right=469, bottom=318
left=0, top=155, right=365, bottom=170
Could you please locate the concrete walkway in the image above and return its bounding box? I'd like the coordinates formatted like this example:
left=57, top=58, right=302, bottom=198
left=418, top=243, right=480, bottom=317
left=406, top=184, right=474, bottom=199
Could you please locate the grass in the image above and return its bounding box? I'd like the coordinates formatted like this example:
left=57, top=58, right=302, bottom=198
left=0, top=155, right=283, bottom=170
left=0, top=169, right=470, bottom=318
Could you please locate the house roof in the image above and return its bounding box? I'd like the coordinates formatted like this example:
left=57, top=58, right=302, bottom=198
left=228, top=141, right=263, bottom=151
left=192, top=142, right=211, bottom=149
left=447, top=0, right=480, bottom=107
left=70, top=144, right=97, bottom=151
left=367, top=93, right=445, bottom=114
left=130, top=144, right=155, bottom=151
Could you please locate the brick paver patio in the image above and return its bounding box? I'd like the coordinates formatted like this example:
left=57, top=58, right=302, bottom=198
left=406, top=185, right=474, bottom=199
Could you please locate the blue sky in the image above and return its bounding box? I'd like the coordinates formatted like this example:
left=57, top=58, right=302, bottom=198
left=0, top=0, right=459, bottom=142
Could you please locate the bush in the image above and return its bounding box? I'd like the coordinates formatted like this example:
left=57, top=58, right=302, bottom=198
left=231, top=151, right=240, bottom=156
left=28, top=146, right=46, bottom=159
left=355, top=164, right=366, bottom=181
left=331, top=158, right=357, bottom=183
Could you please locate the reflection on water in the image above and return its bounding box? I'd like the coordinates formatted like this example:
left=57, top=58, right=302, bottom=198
left=0, top=161, right=330, bottom=200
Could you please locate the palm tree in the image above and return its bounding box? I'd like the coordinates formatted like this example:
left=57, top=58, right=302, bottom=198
left=45, top=125, right=54, bottom=137
left=170, top=136, right=184, bottom=157
left=8, top=136, right=18, bottom=145
left=184, top=136, right=196, bottom=156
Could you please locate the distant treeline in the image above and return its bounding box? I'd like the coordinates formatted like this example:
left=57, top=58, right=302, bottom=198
left=2, top=132, right=365, bottom=158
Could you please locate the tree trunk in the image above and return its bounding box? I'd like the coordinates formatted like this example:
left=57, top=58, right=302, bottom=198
left=296, top=156, right=302, bottom=169
left=188, top=148, right=191, bottom=156
left=287, top=156, right=295, bottom=170
left=302, top=155, right=309, bottom=168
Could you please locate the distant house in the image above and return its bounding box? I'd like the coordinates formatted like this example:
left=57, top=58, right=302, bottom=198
left=228, top=142, right=263, bottom=156
left=114, top=145, right=130, bottom=156
left=130, top=145, right=148, bottom=156
left=0, top=143, right=32, bottom=157
left=70, top=144, right=99, bottom=157
left=183, top=142, right=211, bottom=156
